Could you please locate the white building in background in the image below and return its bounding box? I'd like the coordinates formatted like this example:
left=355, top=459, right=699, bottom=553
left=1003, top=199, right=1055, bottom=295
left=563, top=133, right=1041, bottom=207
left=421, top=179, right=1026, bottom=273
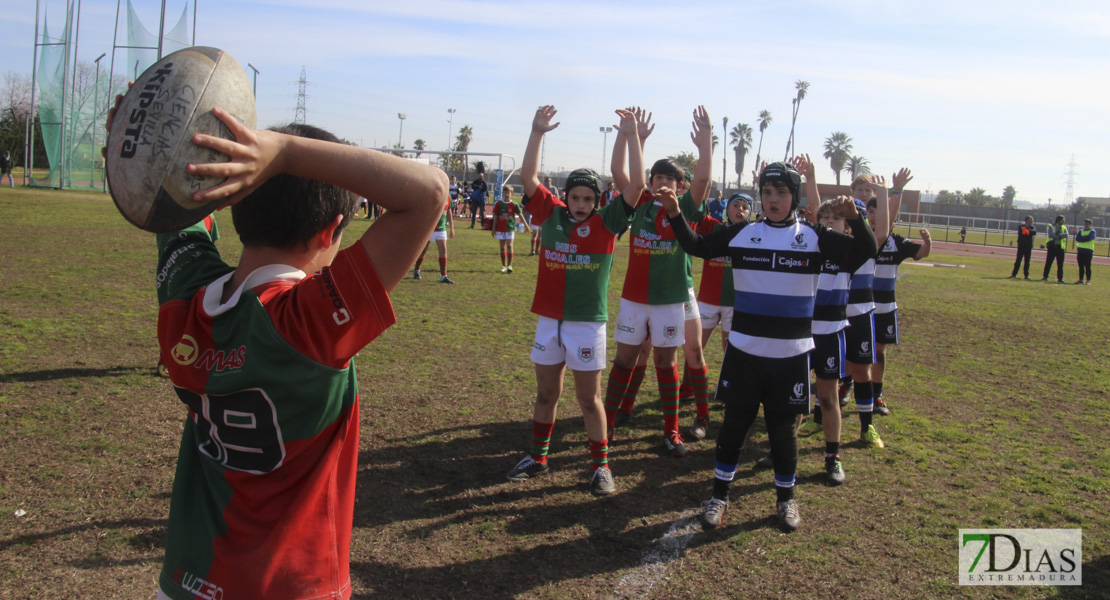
left=1078, top=197, right=1110, bottom=215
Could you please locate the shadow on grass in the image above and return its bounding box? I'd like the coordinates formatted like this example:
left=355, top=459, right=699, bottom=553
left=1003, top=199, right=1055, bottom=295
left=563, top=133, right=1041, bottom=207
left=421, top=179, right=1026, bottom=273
left=0, top=517, right=166, bottom=553
left=349, top=416, right=787, bottom=599
left=0, top=365, right=153, bottom=383
left=1057, top=551, right=1109, bottom=600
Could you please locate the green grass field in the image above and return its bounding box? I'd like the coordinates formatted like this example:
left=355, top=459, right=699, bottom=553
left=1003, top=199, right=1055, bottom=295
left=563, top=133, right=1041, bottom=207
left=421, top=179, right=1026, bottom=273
left=1, top=188, right=1107, bottom=599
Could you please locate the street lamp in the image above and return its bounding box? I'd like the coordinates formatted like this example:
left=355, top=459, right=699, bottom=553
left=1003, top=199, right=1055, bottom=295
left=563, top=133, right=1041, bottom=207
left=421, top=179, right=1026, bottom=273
left=722, top=115, right=728, bottom=191
left=447, top=108, right=456, bottom=150
left=247, top=63, right=260, bottom=98
left=599, top=126, right=613, bottom=177
left=397, top=113, right=406, bottom=148
left=93, top=52, right=106, bottom=191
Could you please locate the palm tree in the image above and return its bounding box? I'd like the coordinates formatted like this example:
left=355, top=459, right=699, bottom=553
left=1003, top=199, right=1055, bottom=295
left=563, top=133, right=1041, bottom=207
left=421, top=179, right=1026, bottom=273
left=846, top=155, right=870, bottom=180
left=1001, top=185, right=1017, bottom=209
left=455, top=125, right=473, bottom=180
left=730, top=123, right=753, bottom=189
left=822, top=131, right=852, bottom=185
left=412, top=138, right=426, bottom=158
left=784, top=80, right=810, bottom=160
left=753, top=110, right=772, bottom=185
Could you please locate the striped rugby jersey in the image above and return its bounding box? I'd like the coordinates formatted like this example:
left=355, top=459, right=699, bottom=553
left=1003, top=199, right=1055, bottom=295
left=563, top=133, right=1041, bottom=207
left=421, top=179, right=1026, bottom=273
left=813, top=258, right=850, bottom=335
left=671, top=214, right=876, bottom=359
left=845, top=256, right=876, bottom=317
left=874, top=233, right=923, bottom=314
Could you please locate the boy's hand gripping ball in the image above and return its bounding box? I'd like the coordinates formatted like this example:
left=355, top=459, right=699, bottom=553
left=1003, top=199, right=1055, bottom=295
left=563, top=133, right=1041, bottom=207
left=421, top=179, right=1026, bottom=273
left=106, top=46, right=256, bottom=233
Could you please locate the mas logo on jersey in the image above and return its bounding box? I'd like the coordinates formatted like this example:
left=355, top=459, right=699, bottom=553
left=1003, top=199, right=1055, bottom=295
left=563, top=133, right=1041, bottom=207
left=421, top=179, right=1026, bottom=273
left=750, top=236, right=763, bottom=244
left=577, top=347, right=594, bottom=362
left=534, top=342, right=546, bottom=352
left=171, top=335, right=199, bottom=366
left=664, top=325, right=678, bottom=339
left=577, top=224, right=590, bottom=238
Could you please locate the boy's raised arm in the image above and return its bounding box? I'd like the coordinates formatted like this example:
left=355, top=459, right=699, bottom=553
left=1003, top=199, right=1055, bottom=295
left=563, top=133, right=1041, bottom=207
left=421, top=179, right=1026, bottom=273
left=888, top=168, right=913, bottom=232
left=792, top=153, right=820, bottom=224
left=522, top=105, right=559, bottom=198
left=615, top=109, right=645, bottom=206
left=690, top=106, right=713, bottom=203
left=190, top=107, right=446, bottom=291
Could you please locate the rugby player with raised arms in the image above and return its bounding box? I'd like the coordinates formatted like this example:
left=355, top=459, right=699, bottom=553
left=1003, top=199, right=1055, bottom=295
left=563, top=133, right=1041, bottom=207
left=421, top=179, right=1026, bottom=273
left=604, top=106, right=713, bottom=457
left=504, top=105, right=645, bottom=496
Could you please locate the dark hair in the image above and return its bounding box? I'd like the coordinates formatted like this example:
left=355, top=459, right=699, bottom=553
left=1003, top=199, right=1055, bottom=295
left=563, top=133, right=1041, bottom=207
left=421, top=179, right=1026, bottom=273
left=649, top=158, right=683, bottom=184
left=231, top=123, right=358, bottom=249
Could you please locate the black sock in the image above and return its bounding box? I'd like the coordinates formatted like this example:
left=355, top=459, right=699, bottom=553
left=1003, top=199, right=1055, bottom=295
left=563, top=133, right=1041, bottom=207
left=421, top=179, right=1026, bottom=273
left=776, top=485, right=794, bottom=503
left=825, top=442, right=839, bottom=457
left=812, top=404, right=823, bottom=425
left=874, top=381, right=884, bottom=399
left=713, top=478, right=731, bottom=501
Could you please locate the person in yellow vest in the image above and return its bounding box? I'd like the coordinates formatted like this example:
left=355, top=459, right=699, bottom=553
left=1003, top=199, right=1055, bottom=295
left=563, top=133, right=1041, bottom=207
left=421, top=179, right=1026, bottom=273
left=1074, top=219, right=1095, bottom=285
left=1040, top=215, right=1068, bottom=283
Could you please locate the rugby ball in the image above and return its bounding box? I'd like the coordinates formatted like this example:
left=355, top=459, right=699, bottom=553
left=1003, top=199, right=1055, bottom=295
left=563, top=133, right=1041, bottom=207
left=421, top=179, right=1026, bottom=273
left=106, top=46, right=256, bottom=233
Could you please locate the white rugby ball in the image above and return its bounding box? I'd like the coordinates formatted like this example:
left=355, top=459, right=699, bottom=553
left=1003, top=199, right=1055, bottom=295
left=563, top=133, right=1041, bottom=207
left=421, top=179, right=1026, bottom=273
left=106, top=46, right=256, bottom=233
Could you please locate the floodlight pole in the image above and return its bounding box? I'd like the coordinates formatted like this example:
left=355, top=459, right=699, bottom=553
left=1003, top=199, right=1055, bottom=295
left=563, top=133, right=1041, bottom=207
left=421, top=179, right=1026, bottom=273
left=92, top=52, right=106, bottom=190
left=722, top=115, right=728, bottom=190
left=599, top=126, right=612, bottom=177
left=397, top=113, right=406, bottom=148
left=247, top=63, right=259, bottom=97
left=446, top=108, right=456, bottom=151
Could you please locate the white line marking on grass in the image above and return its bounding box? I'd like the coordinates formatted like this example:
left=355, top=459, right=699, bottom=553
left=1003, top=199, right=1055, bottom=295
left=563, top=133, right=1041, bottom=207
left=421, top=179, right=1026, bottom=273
left=611, top=509, right=701, bottom=599
left=907, top=261, right=965, bottom=269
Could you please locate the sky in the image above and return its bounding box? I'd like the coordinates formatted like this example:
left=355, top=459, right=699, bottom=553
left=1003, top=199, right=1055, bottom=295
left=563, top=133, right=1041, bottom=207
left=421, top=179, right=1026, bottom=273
left=2, top=0, right=1109, bottom=206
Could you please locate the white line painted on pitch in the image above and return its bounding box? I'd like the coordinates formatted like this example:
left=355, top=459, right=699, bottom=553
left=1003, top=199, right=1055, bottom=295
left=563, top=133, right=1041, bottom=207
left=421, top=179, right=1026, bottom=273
left=611, top=509, right=702, bottom=599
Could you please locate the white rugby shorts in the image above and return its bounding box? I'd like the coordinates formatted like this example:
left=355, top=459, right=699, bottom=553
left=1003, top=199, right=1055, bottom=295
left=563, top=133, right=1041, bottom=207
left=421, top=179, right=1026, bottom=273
left=614, top=299, right=685, bottom=348
left=531, top=317, right=607, bottom=371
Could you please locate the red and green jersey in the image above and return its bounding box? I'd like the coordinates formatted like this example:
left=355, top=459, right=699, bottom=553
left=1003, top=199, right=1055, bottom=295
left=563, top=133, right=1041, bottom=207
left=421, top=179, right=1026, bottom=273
left=694, top=216, right=733, bottom=307
left=491, top=199, right=524, bottom=233
left=528, top=184, right=633, bottom=322
left=621, top=189, right=706, bottom=305
left=154, top=219, right=396, bottom=600
left=435, top=197, right=450, bottom=232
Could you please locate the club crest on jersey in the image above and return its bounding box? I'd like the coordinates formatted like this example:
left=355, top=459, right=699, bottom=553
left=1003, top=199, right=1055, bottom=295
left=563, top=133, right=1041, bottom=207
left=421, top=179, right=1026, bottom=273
left=661, top=217, right=670, bottom=229
left=861, top=341, right=870, bottom=354
left=826, top=356, right=836, bottom=369
left=171, top=335, right=199, bottom=366
left=577, top=347, right=593, bottom=362
left=664, top=325, right=677, bottom=339
left=887, top=325, right=895, bottom=336
left=791, top=232, right=809, bottom=250
left=792, top=382, right=806, bottom=399
left=577, top=224, right=590, bottom=238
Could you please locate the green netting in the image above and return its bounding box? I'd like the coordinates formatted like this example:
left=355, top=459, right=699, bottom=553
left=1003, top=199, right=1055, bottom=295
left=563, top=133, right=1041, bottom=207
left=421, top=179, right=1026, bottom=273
left=35, top=9, right=69, bottom=187
left=33, top=1, right=191, bottom=190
